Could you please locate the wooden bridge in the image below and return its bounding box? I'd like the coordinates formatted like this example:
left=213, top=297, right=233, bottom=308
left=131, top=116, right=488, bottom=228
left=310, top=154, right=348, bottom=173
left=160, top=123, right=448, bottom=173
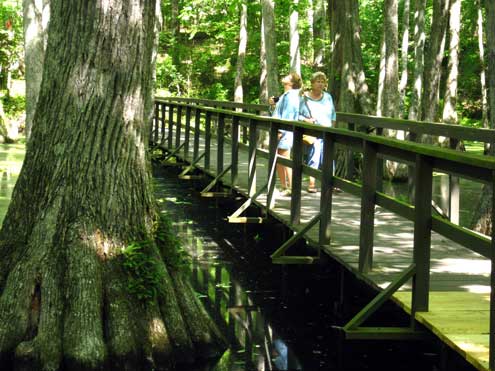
left=151, top=97, right=495, bottom=371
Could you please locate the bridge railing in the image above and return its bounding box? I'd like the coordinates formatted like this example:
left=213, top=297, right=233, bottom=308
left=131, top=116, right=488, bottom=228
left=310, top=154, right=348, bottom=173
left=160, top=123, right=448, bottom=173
left=152, top=98, right=495, bottom=368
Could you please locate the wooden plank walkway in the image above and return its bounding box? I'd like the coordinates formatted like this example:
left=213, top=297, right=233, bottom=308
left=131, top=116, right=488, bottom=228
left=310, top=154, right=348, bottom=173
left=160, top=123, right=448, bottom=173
left=159, top=124, right=491, bottom=371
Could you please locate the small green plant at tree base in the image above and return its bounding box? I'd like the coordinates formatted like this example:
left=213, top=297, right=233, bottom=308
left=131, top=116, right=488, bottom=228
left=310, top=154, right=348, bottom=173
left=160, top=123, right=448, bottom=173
left=155, top=213, right=191, bottom=272
left=121, top=240, right=165, bottom=302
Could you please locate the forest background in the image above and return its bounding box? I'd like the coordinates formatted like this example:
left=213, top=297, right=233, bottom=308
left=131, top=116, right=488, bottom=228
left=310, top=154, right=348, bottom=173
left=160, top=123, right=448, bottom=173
left=0, top=0, right=490, bottom=135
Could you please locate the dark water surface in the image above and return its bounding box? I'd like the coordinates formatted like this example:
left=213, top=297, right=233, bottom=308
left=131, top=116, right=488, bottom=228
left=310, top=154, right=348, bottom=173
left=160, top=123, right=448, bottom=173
left=152, top=165, right=478, bottom=371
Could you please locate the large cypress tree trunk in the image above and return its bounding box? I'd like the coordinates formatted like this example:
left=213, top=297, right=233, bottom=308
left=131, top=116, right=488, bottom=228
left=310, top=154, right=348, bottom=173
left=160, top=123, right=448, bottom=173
left=0, top=1, right=225, bottom=369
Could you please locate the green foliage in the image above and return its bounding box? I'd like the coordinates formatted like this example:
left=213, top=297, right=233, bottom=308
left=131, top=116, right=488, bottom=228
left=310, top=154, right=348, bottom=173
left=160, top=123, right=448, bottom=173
left=0, top=1, right=23, bottom=88
left=121, top=240, right=165, bottom=302
left=1, top=93, right=24, bottom=118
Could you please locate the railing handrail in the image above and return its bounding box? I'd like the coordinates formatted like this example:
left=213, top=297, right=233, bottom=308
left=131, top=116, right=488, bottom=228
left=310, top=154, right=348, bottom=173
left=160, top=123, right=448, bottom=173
left=157, top=96, right=495, bottom=145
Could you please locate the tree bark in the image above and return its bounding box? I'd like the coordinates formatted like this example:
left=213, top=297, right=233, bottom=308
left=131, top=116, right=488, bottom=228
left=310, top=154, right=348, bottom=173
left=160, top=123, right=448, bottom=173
left=477, top=0, right=489, bottom=131
left=289, top=0, right=301, bottom=75
left=0, top=1, right=225, bottom=369
left=22, top=0, right=50, bottom=141
left=313, top=0, right=326, bottom=67
left=408, top=0, right=426, bottom=121
left=234, top=0, right=248, bottom=103
left=399, top=0, right=410, bottom=113
left=260, top=0, right=279, bottom=104
left=422, top=0, right=449, bottom=123
left=471, top=0, right=495, bottom=235
left=441, top=0, right=461, bottom=126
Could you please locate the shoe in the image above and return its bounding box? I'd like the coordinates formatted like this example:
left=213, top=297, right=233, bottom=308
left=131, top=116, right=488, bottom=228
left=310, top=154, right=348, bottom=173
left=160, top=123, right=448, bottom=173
left=332, top=187, right=343, bottom=194
left=307, top=187, right=318, bottom=193
left=281, top=188, right=292, bottom=197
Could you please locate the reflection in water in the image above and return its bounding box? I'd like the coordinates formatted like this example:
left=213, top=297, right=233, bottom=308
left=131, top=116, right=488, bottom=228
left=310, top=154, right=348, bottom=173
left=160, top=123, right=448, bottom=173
left=152, top=166, right=456, bottom=371
left=155, top=174, right=302, bottom=370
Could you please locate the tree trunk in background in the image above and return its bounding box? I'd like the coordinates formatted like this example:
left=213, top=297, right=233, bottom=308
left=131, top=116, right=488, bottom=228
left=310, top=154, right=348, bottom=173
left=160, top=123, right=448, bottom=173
left=234, top=0, right=248, bottom=103
left=328, top=0, right=343, bottom=102
left=331, top=0, right=371, bottom=178
left=408, top=0, right=426, bottom=121
left=307, top=0, right=314, bottom=64
left=170, top=0, right=181, bottom=67
left=471, top=0, right=495, bottom=235
left=441, top=0, right=461, bottom=126
left=289, top=0, right=301, bottom=75
left=478, top=0, right=489, bottom=131
left=313, top=0, right=327, bottom=67
left=260, top=0, right=279, bottom=104
left=422, top=0, right=449, bottom=124
left=399, top=0, right=410, bottom=113
left=381, top=0, right=406, bottom=180
left=0, top=1, right=226, bottom=369
left=376, top=33, right=386, bottom=116
left=22, top=0, right=50, bottom=141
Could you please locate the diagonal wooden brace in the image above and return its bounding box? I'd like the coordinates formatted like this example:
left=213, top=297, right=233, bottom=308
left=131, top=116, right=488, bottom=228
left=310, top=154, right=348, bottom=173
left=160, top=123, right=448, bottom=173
left=227, top=183, right=268, bottom=223
left=341, top=264, right=425, bottom=340
left=270, top=212, right=321, bottom=264
left=200, top=165, right=232, bottom=198
left=178, top=152, right=205, bottom=180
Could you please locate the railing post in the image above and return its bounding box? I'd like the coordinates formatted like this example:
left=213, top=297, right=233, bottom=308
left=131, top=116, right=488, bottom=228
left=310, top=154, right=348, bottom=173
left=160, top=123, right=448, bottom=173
left=407, top=131, right=417, bottom=203
left=175, top=105, right=183, bottom=148
left=193, top=108, right=201, bottom=161
left=217, top=112, right=225, bottom=175
left=248, top=119, right=257, bottom=197
left=184, top=106, right=192, bottom=159
left=167, top=104, right=174, bottom=149
left=267, top=122, right=279, bottom=209
left=375, top=127, right=384, bottom=192
left=346, top=122, right=356, bottom=180
left=319, top=132, right=336, bottom=246
left=449, top=137, right=460, bottom=224
left=291, top=126, right=303, bottom=225
left=153, top=103, right=159, bottom=144
left=412, top=154, right=433, bottom=312
left=359, top=141, right=378, bottom=273
left=160, top=103, right=166, bottom=144
left=231, top=116, right=239, bottom=187
left=204, top=111, right=212, bottom=170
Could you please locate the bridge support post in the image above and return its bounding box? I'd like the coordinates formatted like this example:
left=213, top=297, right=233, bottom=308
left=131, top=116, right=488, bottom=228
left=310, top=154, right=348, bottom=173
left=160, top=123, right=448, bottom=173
left=319, top=132, right=335, bottom=246
left=412, top=154, right=433, bottom=312
left=359, top=141, right=378, bottom=273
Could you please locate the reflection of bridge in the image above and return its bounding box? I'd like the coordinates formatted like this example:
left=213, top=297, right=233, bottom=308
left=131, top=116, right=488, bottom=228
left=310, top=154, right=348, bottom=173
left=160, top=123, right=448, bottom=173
left=152, top=97, right=495, bottom=371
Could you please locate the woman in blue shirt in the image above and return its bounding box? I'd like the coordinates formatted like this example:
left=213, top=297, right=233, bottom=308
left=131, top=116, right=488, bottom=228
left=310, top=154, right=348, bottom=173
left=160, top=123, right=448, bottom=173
left=271, top=72, right=302, bottom=196
left=300, top=72, right=336, bottom=193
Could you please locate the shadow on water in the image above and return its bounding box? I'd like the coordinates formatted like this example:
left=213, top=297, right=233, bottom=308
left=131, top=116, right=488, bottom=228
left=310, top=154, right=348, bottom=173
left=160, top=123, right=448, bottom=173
left=152, top=165, right=479, bottom=371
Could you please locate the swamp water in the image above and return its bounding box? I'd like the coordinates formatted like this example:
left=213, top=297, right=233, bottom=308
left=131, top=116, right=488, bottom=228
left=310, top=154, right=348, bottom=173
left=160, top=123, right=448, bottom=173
left=0, top=144, right=480, bottom=370
left=152, top=165, right=478, bottom=371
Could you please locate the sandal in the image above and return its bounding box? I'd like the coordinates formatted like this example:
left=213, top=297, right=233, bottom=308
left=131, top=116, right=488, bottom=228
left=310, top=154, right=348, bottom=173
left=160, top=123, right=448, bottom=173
left=307, top=187, right=318, bottom=193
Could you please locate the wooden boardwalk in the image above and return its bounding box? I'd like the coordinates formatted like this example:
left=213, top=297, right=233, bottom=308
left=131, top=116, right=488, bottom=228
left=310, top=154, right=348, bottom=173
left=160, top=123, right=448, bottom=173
left=155, top=106, right=492, bottom=371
